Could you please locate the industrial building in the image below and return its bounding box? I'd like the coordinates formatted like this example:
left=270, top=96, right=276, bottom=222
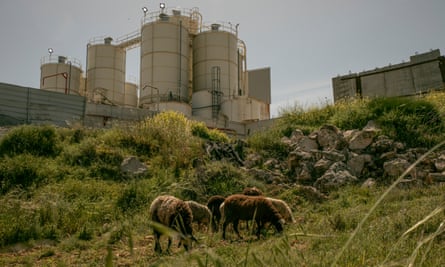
left=332, top=49, right=445, bottom=102
left=39, top=5, right=271, bottom=132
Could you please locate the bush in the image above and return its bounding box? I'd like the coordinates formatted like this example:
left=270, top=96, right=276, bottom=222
left=116, top=181, right=151, bottom=213
left=189, top=161, right=248, bottom=199
left=368, top=97, right=444, bottom=147
left=191, top=121, right=229, bottom=142
left=0, top=154, right=47, bottom=194
left=0, top=125, right=59, bottom=157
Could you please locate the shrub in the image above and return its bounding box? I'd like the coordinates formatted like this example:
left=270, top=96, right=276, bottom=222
left=115, top=181, right=151, bottom=213
left=0, top=154, right=46, bottom=194
left=189, top=161, right=248, bottom=198
left=191, top=121, right=229, bottom=142
left=0, top=125, right=59, bottom=157
left=368, top=97, right=444, bottom=147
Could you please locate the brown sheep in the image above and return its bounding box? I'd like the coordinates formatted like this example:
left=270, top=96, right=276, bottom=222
left=149, top=195, right=197, bottom=253
left=266, top=197, right=296, bottom=224
left=221, top=194, right=284, bottom=240
left=185, top=200, right=212, bottom=231
left=242, top=186, right=263, bottom=196
left=206, top=195, right=225, bottom=232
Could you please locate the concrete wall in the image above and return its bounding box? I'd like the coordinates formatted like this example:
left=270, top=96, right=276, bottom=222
left=333, top=49, right=445, bottom=101
left=0, top=82, right=85, bottom=126
left=0, top=82, right=273, bottom=137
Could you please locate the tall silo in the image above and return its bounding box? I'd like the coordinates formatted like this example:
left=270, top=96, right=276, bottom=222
left=40, top=55, right=82, bottom=95
left=192, top=23, right=239, bottom=121
left=124, top=82, right=138, bottom=107
left=139, top=10, right=192, bottom=115
left=86, top=37, right=126, bottom=106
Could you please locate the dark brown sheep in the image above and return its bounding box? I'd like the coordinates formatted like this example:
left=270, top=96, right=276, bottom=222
left=149, top=195, right=196, bottom=253
left=221, top=194, right=284, bottom=240
left=206, top=195, right=225, bottom=232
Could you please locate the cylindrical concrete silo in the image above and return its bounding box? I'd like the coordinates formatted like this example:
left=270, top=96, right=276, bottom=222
left=86, top=37, right=126, bottom=106
left=124, top=82, right=138, bottom=107
left=192, top=23, right=238, bottom=121
left=139, top=12, right=191, bottom=115
left=40, top=55, right=82, bottom=95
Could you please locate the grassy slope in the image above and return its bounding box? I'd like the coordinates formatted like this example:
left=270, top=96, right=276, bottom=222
left=1, top=94, right=445, bottom=266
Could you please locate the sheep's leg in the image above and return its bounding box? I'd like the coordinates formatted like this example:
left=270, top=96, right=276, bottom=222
left=233, top=219, right=243, bottom=240
left=255, top=220, right=263, bottom=239
left=222, top=221, right=228, bottom=239
left=154, top=231, right=162, bottom=253
left=166, top=236, right=173, bottom=254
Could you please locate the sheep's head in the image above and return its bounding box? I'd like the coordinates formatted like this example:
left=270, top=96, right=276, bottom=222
left=275, top=219, right=285, bottom=233
left=179, top=234, right=197, bottom=251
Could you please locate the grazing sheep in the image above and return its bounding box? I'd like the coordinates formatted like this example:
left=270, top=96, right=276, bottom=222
left=265, top=197, right=296, bottom=224
left=242, top=186, right=263, bottom=196
left=149, top=195, right=196, bottom=253
left=207, top=195, right=225, bottom=232
left=221, top=194, right=284, bottom=240
left=185, top=200, right=212, bottom=231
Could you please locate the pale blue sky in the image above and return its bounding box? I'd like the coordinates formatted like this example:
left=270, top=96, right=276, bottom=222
left=0, top=0, right=444, bottom=117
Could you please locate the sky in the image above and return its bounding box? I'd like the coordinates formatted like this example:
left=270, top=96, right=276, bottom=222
left=0, top=0, right=444, bottom=117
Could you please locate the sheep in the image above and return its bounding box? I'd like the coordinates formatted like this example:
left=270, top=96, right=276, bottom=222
left=242, top=186, right=263, bottom=196
left=149, top=195, right=197, bottom=253
left=265, top=197, right=296, bottom=224
left=221, top=194, right=285, bottom=240
left=185, top=200, right=212, bottom=231
left=206, top=195, right=225, bottom=232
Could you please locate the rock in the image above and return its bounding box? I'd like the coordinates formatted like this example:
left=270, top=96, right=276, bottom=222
left=120, top=156, right=148, bottom=177
left=434, top=154, right=445, bottom=172
left=361, top=178, right=376, bottom=188
left=295, top=136, right=319, bottom=152
left=316, top=124, right=343, bottom=151
left=295, top=163, right=314, bottom=183
left=370, top=135, right=394, bottom=153
left=348, top=153, right=372, bottom=177
left=244, top=153, right=263, bottom=168
left=314, top=162, right=358, bottom=192
left=383, top=158, right=411, bottom=177
left=292, top=184, right=328, bottom=203
left=347, top=129, right=377, bottom=151
left=314, top=158, right=333, bottom=177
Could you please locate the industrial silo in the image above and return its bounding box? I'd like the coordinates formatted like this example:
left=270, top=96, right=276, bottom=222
left=40, top=55, right=82, bottom=95
left=86, top=37, right=126, bottom=106
left=192, top=23, right=239, bottom=121
left=139, top=10, right=192, bottom=115
left=124, top=82, right=138, bottom=107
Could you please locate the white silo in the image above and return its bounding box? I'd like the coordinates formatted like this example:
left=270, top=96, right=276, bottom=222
left=192, top=23, right=239, bottom=121
left=86, top=37, right=126, bottom=106
left=139, top=9, right=194, bottom=115
left=124, top=82, right=138, bottom=107
left=40, top=55, right=83, bottom=95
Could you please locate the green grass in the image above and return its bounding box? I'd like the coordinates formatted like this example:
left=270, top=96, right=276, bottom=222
left=1, top=94, right=445, bottom=266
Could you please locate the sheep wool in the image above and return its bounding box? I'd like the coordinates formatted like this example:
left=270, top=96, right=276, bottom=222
left=221, top=194, right=284, bottom=240
left=149, top=195, right=195, bottom=253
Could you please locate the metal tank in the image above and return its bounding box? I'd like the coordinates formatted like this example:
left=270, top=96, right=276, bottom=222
left=139, top=9, right=194, bottom=115
left=124, top=82, right=138, bottom=107
left=86, top=37, right=126, bottom=106
left=40, top=55, right=82, bottom=95
left=192, top=23, right=239, bottom=121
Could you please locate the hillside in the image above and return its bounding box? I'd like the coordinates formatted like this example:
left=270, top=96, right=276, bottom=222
left=1, top=93, right=445, bottom=266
